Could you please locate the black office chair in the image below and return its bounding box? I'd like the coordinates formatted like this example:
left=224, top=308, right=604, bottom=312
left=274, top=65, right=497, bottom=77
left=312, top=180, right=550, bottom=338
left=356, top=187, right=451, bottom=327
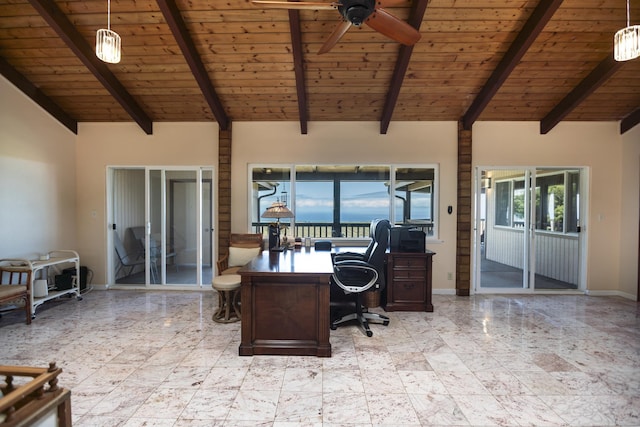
left=332, top=219, right=381, bottom=262
left=330, top=219, right=390, bottom=336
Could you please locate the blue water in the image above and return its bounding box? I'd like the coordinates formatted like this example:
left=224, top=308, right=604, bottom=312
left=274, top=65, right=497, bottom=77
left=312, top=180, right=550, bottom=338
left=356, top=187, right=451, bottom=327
left=293, top=210, right=389, bottom=223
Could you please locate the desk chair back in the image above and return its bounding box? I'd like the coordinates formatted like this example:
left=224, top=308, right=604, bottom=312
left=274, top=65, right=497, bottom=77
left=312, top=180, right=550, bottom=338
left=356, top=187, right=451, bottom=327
left=367, top=219, right=390, bottom=289
left=217, top=233, right=263, bottom=275
left=230, top=233, right=264, bottom=248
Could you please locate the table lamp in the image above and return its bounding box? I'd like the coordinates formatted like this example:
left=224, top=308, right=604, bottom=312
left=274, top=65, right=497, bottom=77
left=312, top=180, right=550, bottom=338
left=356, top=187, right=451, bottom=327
left=261, top=201, right=294, bottom=251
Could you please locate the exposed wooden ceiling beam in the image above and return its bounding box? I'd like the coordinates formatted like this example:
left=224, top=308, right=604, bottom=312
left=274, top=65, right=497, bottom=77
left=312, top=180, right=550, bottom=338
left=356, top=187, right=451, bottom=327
left=540, top=55, right=622, bottom=134
left=0, top=57, right=77, bottom=134
left=461, top=0, right=564, bottom=131
left=288, top=9, right=308, bottom=135
left=621, top=107, right=640, bottom=134
left=27, top=0, right=153, bottom=135
left=157, top=0, right=229, bottom=131
left=380, top=0, right=430, bottom=135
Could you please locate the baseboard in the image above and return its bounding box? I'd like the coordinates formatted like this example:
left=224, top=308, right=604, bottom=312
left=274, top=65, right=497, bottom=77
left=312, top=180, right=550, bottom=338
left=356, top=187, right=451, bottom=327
left=432, top=288, right=456, bottom=295
left=105, top=284, right=215, bottom=292
left=585, top=289, right=637, bottom=300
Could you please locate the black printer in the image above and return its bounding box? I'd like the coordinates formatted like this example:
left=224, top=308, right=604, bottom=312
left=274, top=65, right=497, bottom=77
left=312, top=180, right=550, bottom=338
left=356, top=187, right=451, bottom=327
left=390, top=226, right=426, bottom=253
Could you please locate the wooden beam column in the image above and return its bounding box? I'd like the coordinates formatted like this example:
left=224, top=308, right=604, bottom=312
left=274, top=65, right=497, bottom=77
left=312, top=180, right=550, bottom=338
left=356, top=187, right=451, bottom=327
left=456, top=121, right=472, bottom=296
left=218, top=125, right=232, bottom=265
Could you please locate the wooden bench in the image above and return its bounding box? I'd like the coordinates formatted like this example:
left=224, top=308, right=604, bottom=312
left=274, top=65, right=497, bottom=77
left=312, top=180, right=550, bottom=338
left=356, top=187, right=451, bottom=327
left=0, top=267, right=32, bottom=325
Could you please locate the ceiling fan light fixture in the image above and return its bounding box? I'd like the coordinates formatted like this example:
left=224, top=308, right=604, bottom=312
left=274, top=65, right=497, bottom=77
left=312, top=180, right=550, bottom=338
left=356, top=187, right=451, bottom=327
left=96, top=0, right=121, bottom=64
left=344, top=4, right=370, bottom=25
left=339, top=0, right=375, bottom=26
left=614, top=0, right=640, bottom=61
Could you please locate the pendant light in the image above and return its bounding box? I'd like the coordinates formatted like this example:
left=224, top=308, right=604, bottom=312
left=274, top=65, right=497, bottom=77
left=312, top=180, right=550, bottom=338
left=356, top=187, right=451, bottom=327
left=96, top=0, right=121, bottom=63
left=614, top=0, right=640, bottom=61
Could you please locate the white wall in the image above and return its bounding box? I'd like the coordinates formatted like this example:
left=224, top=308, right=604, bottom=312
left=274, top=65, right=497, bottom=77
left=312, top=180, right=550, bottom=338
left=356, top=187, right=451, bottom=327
left=232, top=121, right=460, bottom=291
left=0, top=76, right=77, bottom=259
left=619, top=124, right=640, bottom=299
left=2, top=73, right=637, bottom=298
left=473, top=121, right=628, bottom=295
left=75, top=122, right=219, bottom=284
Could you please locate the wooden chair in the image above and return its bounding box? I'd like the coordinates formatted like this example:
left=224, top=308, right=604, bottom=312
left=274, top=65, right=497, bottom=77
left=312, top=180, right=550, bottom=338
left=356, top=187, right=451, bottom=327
left=0, top=266, right=32, bottom=325
left=216, top=233, right=263, bottom=275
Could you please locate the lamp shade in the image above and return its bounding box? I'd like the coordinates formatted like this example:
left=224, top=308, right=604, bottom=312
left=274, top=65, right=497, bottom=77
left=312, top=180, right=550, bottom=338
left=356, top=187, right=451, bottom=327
left=261, top=201, right=294, bottom=219
left=614, top=24, right=640, bottom=61
left=96, top=28, right=121, bottom=63
left=614, top=0, right=640, bottom=61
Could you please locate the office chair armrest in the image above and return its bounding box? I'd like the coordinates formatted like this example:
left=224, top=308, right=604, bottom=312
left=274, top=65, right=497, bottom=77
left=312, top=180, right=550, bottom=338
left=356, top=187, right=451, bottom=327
left=332, top=260, right=378, bottom=294
left=216, top=253, right=229, bottom=276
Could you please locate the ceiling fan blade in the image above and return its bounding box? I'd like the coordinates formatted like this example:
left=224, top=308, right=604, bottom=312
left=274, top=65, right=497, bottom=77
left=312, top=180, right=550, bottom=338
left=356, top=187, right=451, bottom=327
left=365, top=8, right=421, bottom=46
left=376, top=0, right=412, bottom=7
left=251, top=0, right=339, bottom=10
left=318, top=20, right=352, bottom=54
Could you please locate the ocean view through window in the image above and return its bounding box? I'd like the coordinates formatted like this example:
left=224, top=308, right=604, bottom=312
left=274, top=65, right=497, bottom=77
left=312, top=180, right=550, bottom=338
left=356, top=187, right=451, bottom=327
left=250, top=165, right=437, bottom=239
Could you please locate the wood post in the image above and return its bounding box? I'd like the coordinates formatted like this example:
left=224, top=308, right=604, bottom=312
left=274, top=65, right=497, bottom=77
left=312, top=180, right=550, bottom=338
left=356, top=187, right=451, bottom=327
left=456, top=121, right=472, bottom=296
left=218, top=125, right=232, bottom=258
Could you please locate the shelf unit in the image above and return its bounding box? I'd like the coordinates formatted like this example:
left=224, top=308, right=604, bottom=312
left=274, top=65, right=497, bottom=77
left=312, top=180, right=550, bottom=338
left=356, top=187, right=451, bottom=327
left=0, top=250, right=82, bottom=319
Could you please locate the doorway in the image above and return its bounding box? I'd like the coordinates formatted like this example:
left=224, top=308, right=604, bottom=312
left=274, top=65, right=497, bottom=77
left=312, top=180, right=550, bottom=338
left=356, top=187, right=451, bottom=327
left=108, top=167, right=215, bottom=287
left=474, top=167, right=585, bottom=292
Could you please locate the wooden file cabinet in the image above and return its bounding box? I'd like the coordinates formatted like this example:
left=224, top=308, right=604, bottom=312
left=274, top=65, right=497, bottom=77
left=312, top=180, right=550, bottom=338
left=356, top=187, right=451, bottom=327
left=383, top=251, right=435, bottom=312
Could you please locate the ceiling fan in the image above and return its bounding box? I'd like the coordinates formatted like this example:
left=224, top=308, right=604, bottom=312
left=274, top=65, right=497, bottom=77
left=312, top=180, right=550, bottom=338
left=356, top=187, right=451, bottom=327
left=251, top=0, right=421, bottom=54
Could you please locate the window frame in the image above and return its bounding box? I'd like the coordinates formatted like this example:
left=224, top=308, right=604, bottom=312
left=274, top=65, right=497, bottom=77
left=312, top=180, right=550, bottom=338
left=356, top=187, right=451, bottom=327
left=248, top=163, right=440, bottom=241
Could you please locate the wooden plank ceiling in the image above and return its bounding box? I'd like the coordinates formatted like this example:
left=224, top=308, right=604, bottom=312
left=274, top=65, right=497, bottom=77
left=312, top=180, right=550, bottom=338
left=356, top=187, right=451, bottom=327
left=1, top=0, right=639, bottom=135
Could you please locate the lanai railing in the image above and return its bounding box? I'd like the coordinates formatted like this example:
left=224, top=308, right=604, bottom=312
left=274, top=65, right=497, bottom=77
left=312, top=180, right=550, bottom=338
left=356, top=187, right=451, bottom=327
left=253, top=221, right=434, bottom=240
left=253, top=222, right=370, bottom=239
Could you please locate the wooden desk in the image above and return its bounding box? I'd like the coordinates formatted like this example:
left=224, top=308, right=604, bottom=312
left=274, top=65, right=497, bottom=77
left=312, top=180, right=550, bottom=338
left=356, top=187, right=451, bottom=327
left=238, top=248, right=333, bottom=357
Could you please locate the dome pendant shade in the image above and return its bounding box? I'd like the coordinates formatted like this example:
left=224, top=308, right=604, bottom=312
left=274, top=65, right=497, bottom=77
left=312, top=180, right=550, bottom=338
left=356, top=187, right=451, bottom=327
left=96, top=28, right=121, bottom=63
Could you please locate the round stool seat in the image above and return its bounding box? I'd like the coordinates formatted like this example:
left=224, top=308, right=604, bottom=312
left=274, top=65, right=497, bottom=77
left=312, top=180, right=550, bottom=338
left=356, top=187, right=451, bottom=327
left=212, top=274, right=241, bottom=291
left=211, top=274, right=241, bottom=323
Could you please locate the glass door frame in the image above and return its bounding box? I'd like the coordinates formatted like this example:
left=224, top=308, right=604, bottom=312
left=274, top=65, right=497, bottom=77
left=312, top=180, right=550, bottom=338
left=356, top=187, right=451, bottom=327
left=107, top=165, right=215, bottom=289
left=474, top=167, right=534, bottom=293
left=472, top=166, right=588, bottom=294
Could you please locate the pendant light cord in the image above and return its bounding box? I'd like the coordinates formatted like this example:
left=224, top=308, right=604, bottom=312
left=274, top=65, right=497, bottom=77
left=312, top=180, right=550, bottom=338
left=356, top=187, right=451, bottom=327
left=107, top=0, right=111, bottom=31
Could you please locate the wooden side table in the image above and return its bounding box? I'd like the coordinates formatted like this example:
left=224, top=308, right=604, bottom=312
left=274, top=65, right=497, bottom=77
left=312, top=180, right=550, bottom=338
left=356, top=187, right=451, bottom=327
left=383, top=251, right=435, bottom=312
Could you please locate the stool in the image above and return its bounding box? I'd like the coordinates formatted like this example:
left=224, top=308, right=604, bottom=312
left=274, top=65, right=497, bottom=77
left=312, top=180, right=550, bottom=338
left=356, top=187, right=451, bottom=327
left=211, top=274, right=241, bottom=323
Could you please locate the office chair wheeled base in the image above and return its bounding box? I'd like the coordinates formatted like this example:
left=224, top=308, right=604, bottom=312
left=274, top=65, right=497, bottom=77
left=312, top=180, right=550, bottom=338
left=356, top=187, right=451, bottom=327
left=330, top=305, right=389, bottom=337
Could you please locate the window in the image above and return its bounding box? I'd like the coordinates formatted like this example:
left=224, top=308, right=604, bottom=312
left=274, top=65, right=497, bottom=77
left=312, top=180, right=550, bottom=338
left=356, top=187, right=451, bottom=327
left=494, top=181, right=511, bottom=227
left=250, top=164, right=437, bottom=239
left=250, top=167, right=292, bottom=229
left=534, top=172, right=580, bottom=232
left=494, top=170, right=579, bottom=233
left=394, top=167, right=435, bottom=236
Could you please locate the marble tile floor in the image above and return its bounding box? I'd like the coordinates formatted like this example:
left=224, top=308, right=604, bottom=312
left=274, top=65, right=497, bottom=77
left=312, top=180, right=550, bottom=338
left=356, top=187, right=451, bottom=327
left=1, top=290, right=639, bottom=426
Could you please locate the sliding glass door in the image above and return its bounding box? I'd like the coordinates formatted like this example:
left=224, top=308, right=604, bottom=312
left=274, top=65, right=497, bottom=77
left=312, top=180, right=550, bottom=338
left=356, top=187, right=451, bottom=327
left=475, top=167, right=583, bottom=292
left=109, top=166, right=214, bottom=287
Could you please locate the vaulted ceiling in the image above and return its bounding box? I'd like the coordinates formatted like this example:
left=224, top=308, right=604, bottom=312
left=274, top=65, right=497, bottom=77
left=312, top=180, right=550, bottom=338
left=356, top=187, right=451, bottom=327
left=1, top=0, right=639, bottom=135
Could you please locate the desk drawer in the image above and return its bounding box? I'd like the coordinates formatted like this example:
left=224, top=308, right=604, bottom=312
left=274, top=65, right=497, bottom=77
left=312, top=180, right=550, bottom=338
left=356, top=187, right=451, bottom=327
left=392, top=268, right=426, bottom=279
left=393, top=257, right=425, bottom=269
left=392, top=280, right=426, bottom=302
